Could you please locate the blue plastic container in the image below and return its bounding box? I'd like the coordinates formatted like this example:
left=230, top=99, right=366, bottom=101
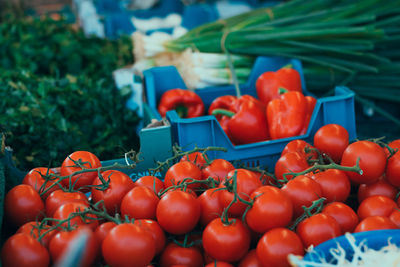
left=144, top=56, right=357, bottom=170
left=303, top=230, right=400, bottom=265
left=5, top=124, right=173, bottom=183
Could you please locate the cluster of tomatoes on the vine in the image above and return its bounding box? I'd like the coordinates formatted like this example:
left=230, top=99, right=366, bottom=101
left=2, top=123, right=400, bottom=267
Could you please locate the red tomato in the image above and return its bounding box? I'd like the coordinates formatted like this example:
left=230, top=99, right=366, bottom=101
left=274, top=152, right=309, bottom=183
left=281, top=139, right=318, bottom=161
left=133, top=219, right=166, bottom=255
left=156, top=190, right=200, bottom=235
left=203, top=218, right=251, bottom=262
left=205, top=262, right=234, bottom=267
left=246, top=186, right=293, bottom=233
left=354, top=216, right=398, bottom=232
left=238, top=249, right=262, bottom=267
left=91, top=170, right=135, bottom=214
left=312, top=169, right=351, bottom=203
left=384, top=139, right=400, bottom=157
left=322, top=202, right=358, bottom=233
left=4, top=184, right=45, bottom=227
left=386, top=152, right=400, bottom=187
left=52, top=202, right=98, bottom=230
left=160, top=242, right=204, bottom=267
left=60, top=151, right=101, bottom=191
left=45, top=190, right=88, bottom=217
left=198, top=188, right=224, bottom=226
left=357, top=195, right=398, bottom=220
left=340, top=141, right=386, bottom=185
left=281, top=175, right=322, bottom=218
left=1, top=233, right=50, bottom=267
left=164, top=161, right=203, bottom=190
left=22, top=167, right=59, bottom=199
left=102, top=223, right=156, bottom=267
left=389, top=209, right=400, bottom=228
left=296, top=213, right=341, bottom=248
left=313, top=124, right=349, bottom=163
left=219, top=169, right=262, bottom=217
left=17, top=221, right=58, bottom=248
left=256, top=228, right=304, bottom=267
left=201, top=159, right=235, bottom=183
left=94, top=222, right=117, bottom=245
left=49, top=227, right=98, bottom=267
left=135, top=175, right=164, bottom=194
left=358, top=176, right=397, bottom=203
left=121, top=186, right=159, bottom=220
left=180, top=152, right=208, bottom=169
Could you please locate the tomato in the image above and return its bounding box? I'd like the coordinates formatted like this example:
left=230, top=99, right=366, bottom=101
left=156, top=190, right=200, bottom=235
left=205, top=262, right=234, bottom=267
left=45, top=190, right=88, bottom=217
left=49, top=227, right=98, bottom=267
left=91, top=170, right=135, bottom=214
left=121, top=186, right=159, bottom=220
left=322, top=202, right=358, bottom=233
left=246, top=186, right=293, bottom=233
left=22, top=167, right=59, bottom=199
left=180, top=152, right=208, bottom=169
left=94, top=221, right=117, bottom=245
left=274, top=152, right=309, bottom=183
left=340, top=141, right=386, bottom=185
left=312, top=169, right=351, bottom=203
left=17, top=221, right=58, bottom=248
left=389, top=209, right=400, bottom=228
left=256, top=228, right=304, bottom=267
left=357, top=195, right=398, bottom=220
left=133, top=219, right=166, bottom=255
left=198, top=188, right=224, bottom=226
left=249, top=170, right=275, bottom=186
left=4, top=184, right=45, bottom=227
left=281, top=139, right=318, bottom=161
left=52, top=202, right=98, bottom=230
left=219, top=169, right=262, bottom=217
left=358, top=176, right=397, bottom=203
left=354, top=216, right=398, bottom=233
left=296, top=213, right=341, bottom=248
left=135, top=175, right=165, bottom=194
left=60, top=151, right=101, bottom=191
left=1, top=233, right=50, bottom=267
left=238, top=249, right=262, bottom=267
left=281, top=175, right=322, bottom=218
left=386, top=152, right=400, bottom=187
left=384, top=139, right=400, bottom=157
left=201, top=159, right=235, bottom=183
left=102, top=223, right=155, bottom=267
left=313, top=124, right=349, bottom=163
left=203, top=218, right=250, bottom=262
left=160, top=242, right=204, bottom=267
left=164, top=161, right=203, bottom=190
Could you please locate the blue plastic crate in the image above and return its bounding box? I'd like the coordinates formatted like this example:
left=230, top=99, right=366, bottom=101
left=5, top=124, right=173, bottom=183
left=102, top=0, right=280, bottom=38
left=144, top=56, right=357, bottom=170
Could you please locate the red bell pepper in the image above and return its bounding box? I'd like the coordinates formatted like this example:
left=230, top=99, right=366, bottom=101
left=256, top=66, right=302, bottom=105
left=210, top=95, right=269, bottom=145
left=267, top=91, right=306, bottom=139
left=300, top=96, right=317, bottom=135
left=158, top=89, right=205, bottom=118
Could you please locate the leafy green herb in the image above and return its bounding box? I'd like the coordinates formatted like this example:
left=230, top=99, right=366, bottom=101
left=0, top=16, right=139, bottom=170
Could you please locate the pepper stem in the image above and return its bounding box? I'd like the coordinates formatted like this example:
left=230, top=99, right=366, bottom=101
left=282, top=63, right=293, bottom=69
left=175, top=105, right=188, bottom=118
left=278, top=87, right=289, bottom=94
left=211, top=108, right=235, bottom=118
